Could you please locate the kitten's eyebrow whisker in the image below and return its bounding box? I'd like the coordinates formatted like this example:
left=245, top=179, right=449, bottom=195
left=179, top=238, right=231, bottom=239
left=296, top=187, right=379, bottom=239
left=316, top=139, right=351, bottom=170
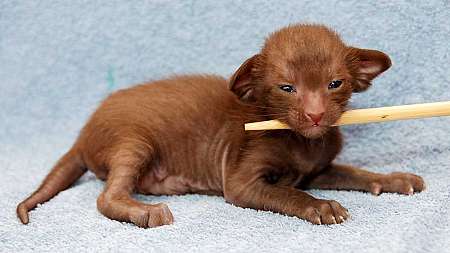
left=253, top=112, right=288, bottom=116
left=252, top=111, right=286, bottom=115
left=246, top=104, right=286, bottom=110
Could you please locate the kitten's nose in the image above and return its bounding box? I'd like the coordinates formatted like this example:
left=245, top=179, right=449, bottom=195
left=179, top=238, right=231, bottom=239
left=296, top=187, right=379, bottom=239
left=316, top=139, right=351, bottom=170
left=305, top=112, right=324, bottom=125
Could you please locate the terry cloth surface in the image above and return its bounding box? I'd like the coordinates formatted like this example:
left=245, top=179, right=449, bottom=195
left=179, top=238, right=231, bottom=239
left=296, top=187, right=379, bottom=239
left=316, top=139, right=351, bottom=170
left=1, top=1, right=449, bottom=252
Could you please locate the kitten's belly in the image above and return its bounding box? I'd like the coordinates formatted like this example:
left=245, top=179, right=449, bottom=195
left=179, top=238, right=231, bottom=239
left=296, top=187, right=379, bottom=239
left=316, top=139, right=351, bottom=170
left=136, top=166, right=223, bottom=196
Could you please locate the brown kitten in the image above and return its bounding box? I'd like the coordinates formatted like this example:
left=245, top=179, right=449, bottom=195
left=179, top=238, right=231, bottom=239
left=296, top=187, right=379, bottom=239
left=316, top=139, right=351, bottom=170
left=17, top=24, right=425, bottom=228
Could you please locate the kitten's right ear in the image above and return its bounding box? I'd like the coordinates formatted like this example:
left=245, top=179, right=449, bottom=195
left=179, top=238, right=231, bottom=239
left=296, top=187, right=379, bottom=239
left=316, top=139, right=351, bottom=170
left=229, top=54, right=262, bottom=101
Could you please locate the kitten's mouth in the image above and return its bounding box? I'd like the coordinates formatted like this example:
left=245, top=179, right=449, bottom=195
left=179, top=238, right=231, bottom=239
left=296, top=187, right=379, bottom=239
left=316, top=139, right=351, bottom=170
left=283, top=117, right=334, bottom=139
left=305, top=124, right=326, bottom=130
left=296, top=124, right=329, bottom=139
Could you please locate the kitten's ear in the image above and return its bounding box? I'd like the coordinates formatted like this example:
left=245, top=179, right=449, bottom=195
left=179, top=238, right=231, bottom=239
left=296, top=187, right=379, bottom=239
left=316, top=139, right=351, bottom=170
left=347, top=47, right=392, bottom=92
left=229, top=54, right=262, bottom=101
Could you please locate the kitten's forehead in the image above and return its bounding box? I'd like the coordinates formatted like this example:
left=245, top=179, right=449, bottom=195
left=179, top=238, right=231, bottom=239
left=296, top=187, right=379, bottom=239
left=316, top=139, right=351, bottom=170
left=261, top=24, right=348, bottom=75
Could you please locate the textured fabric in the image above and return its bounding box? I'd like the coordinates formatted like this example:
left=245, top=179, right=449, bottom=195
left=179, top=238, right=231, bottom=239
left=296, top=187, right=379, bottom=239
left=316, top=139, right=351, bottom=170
left=1, top=1, right=449, bottom=252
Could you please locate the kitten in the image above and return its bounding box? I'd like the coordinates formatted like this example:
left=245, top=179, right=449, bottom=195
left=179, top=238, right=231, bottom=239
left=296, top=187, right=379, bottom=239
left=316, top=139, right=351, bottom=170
left=17, top=24, right=424, bottom=227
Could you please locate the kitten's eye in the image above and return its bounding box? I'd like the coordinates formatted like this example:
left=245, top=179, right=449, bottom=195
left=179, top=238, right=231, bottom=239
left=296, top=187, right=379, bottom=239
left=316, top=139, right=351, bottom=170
left=279, top=84, right=296, bottom=93
left=328, top=80, right=343, bottom=90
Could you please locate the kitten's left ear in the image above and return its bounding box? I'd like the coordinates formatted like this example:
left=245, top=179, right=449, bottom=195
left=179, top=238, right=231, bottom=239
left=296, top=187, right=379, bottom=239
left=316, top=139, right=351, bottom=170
left=347, top=47, right=392, bottom=92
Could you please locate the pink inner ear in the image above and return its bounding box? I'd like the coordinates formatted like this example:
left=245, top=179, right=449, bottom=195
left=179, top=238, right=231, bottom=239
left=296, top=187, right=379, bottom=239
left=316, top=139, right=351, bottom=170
left=359, top=60, right=382, bottom=74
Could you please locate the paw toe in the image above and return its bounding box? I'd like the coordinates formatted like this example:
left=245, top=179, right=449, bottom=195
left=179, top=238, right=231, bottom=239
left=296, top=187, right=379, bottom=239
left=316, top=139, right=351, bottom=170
left=130, top=203, right=174, bottom=228
left=370, top=182, right=382, bottom=195
left=373, top=172, right=425, bottom=195
left=305, top=200, right=348, bottom=225
left=304, top=206, right=321, bottom=225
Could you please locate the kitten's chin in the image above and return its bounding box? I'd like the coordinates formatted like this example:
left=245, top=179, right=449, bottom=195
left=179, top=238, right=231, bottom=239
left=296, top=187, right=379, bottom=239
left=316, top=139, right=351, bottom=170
left=293, top=125, right=329, bottom=139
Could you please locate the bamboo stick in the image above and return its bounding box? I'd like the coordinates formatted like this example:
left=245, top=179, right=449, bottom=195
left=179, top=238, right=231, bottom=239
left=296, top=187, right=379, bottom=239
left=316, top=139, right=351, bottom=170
left=244, top=101, right=450, bottom=131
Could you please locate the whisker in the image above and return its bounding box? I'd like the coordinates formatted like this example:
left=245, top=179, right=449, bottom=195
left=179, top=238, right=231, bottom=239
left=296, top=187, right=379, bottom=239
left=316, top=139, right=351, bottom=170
left=252, top=113, right=289, bottom=117
left=245, top=104, right=287, bottom=111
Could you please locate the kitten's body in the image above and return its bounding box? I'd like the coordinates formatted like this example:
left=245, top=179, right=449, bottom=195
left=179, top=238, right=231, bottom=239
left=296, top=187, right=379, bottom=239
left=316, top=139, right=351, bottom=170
left=17, top=24, right=424, bottom=227
left=82, top=75, right=241, bottom=197
left=81, top=75, right=340, bottom=197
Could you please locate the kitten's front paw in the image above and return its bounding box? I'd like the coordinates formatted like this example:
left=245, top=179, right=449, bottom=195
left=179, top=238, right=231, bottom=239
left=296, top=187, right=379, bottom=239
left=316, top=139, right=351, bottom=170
left=301, top=199, right=349, bottom=225
left=369, top=172, right=425, bottom=195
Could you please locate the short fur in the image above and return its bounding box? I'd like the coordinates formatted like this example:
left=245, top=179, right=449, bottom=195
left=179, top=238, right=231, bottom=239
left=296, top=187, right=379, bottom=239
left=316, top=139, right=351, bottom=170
left=17, top=24, right=424, bottom=227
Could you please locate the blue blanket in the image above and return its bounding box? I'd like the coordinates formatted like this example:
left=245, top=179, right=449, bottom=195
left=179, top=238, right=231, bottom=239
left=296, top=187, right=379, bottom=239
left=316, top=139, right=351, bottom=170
left=1, top=1, right=449, bottom=252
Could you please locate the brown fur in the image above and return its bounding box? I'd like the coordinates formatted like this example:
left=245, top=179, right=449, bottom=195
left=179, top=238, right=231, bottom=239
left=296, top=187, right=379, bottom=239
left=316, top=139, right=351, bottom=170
left=17, top=24, right=424, bottom=227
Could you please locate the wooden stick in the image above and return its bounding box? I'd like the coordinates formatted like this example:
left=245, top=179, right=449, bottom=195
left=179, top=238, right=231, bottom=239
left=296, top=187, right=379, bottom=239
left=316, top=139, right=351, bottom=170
left=244, top=101, right=450, bottom=131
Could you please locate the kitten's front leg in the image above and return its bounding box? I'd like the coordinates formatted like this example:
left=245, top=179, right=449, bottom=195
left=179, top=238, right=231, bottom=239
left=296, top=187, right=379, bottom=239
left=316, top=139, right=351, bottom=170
left=224, top=170, right=349, bottom=225
left=304, top=164, right=425, bottom=195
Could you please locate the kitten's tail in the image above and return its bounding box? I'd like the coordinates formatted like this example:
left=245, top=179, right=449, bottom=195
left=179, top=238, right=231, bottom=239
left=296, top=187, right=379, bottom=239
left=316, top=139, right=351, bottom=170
left=16, top=148, right=87, bottom=224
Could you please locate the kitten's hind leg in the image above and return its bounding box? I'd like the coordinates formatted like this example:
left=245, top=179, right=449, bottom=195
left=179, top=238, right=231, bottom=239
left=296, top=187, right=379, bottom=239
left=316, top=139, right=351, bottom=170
left=97, top=144, right=173, bottom=228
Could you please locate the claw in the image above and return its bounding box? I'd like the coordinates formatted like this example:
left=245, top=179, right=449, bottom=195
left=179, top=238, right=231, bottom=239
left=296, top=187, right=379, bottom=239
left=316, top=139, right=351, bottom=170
left=370, top=182, right=382, bottom=195
left=408, top=186, right=414, bottom=195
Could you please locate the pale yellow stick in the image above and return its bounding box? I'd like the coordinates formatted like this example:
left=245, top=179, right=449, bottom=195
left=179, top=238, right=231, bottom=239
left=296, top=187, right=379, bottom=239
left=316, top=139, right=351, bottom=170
left=244, top=101, right=450, bottom=131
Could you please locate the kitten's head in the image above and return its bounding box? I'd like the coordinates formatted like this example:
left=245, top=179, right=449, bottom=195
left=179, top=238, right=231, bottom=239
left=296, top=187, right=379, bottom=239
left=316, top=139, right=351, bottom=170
left=229, top=24, right=391, bottom=138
